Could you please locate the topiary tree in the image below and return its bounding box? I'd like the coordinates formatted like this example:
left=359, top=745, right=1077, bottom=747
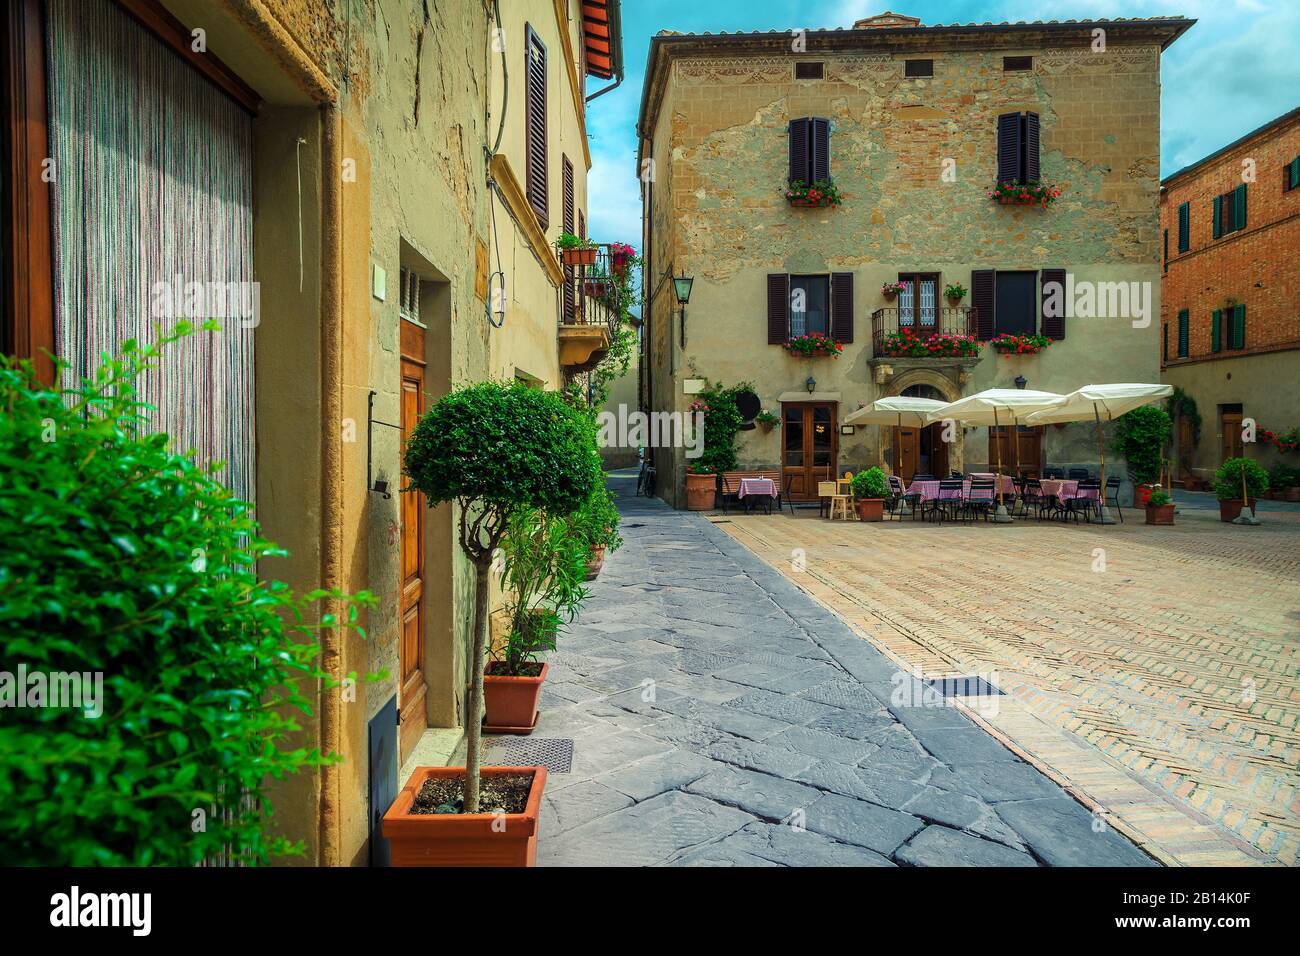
left=850, top=467, right=889, bottom=500
left=403, top=381, right=601, bottom=811
left=1213, top=457, right=1269, bottom=501
left=1113, top=405, right=1172, bottom=486
left=0, top=323, right=374, bottom=865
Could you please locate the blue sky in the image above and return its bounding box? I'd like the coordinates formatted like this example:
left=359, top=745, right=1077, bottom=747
left=584, top=0, right=1300, bottom=248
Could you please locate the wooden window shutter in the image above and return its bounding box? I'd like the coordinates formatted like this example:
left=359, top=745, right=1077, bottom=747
left=1211, top=309, right=1221, bottom=352
left=996, top=113, right=1022, bottom=184
left=1289, top=157, right=1300, bottom=190
left=830, top=272, right=853, bottom=343
left=524, top=25, right=548, bottom=229
left=1212, top=195, right=1222, bottom=239
left=1162, top=323, right=1168, bottom=363
left=1177, top=202, right=1189, bottom=251
left=1024, top=112, right=1040, bottom=182
left=1234, top=183, right=1247, bottom=231
left=1231, top=304, right=1246, bottom=349
left=562, top=156, right=574, bottom=320
left=1177, top=309, right=1189, bottom=358
left=1163, top=229, right=1168, bottom=272
left=788, top=118, right=810, bottom=183
left=1040, top=268, right=1066, bottom=339
left=972, top=269, right=995, bottom=340
left=767, top=274, right=790, bottom=344
left=810, top=118, right=830, bottom=182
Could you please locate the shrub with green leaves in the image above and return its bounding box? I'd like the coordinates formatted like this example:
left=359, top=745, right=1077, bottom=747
left=1146, top=490, right=1172, bottom=508
left=1112, top=405, right=1172, bottom=486
left=693, top=381, right=753, bottom=475
left=569, top=485, right=622, bottom=555
left=403, top=380, right=601, bottom=810
left=1213, top=457, right=1269, bottom=501
left=0, top=324, right=373, bottom=866
left=850, top=467, right=889, bottom=499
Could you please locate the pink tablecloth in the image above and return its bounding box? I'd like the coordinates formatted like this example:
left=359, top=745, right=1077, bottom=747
left=737, top=477, right=777, bottom=499
left=1039, top=479, right=1078, bottom=499
left=907, top=477, right=1015, bottom=501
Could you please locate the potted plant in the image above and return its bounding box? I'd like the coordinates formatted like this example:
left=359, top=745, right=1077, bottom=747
left=1144, top=489, right=1175, bottom=525
left=1213, top=457, right=1269, bottom=522
left=990, top=333, right=1051, bottom=355
left=988, top=181, right=1063, bottom=208
left=755, top=409, right=780, bottom=431
left=782, top=332, right=843, bottom=358
left=557, top=231, right=597, bottom=266
left=784, top=178, right=842, bottom=208
left=944, top=282, right=967, bottom=307
left=394, top=381, right=601, bottom=865
left=1113, top=405, right=1171, bottom=507
left=608, top=241, right=639, bottom=280
left=850, top=467, right=889, bottom=521
left=685, top=463, right=716, bottom=511
left=582, top=266, right=613, bottom=299
left=881, top=280, right=906, bottom=301
left=570, top=485, right=623, bottom=579
left=878, top=327, right=980, bottom=358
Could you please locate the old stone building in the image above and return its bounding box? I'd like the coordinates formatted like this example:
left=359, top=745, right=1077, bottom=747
left=1, top=0, right=620, bottom=864
left=1159, top=107, right=1300, bottom=484
left=637, top=12, right=1191, bottom=507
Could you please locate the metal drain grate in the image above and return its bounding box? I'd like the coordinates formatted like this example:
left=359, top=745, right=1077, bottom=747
left=925, top=676, right=1004, bottom=698
left=486, top=737, right=573, bottom=774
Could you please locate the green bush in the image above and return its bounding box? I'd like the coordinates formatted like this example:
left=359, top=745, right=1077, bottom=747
left=569, top=485, right=622, bottom=554
left=693, top=381, right=753, bottom=475
left=1112, top=405, right=1172, bottom=485
left=403, top=380, right=601, bottom=810
left=1213, top=457, right=1269, bottom=501
left=1268, top=462, right=1299, bottom=490
left=1146, top=490, right=1172, bottom=507
left=0, top=325, right=373, bottom=866
left=850, top=467, right=889, bottom=499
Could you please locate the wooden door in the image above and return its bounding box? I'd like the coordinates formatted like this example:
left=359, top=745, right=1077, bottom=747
left=989, top=425, right=1042, bottom=478
left=399, top=322, right=427, bottom=763
left=1220, top=409, right=1243, bottom=464
left=895, top=426, right=920, bottom=480
left=1176, top=417, right=1194, bottom=480
left=782, top=402, right=837, bottom=499
left=928, top=422, right=951, bottom=477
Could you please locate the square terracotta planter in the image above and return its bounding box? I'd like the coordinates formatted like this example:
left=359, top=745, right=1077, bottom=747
left=560, top=246, right=596, bottom=266
left=483, top=661, right=548, bottom=734
left=1144, top=504, right=1175, bottom=525
left=856, top=498, right=884, bottom=521
left=1218, top=498, right=1258, bottom=521
left=382, top=765, right=547, bottom=867
left=585, top=544, right=606, bottom=580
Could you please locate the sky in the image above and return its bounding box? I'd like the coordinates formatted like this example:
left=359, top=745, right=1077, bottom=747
left=583, top=0, right=1300, bottom=250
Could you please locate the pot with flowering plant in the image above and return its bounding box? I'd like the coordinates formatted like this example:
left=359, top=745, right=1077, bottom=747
left=989, top=181, right=1062, bottom=208
left=557, top=231, right=597, bottom=265
left=608, top=241, right=639, bottom=280
left=784, top=178, right=842, bottom=208
left=783, top=332, right=843, bottom=358
left=990, top=333, right=1051, bottom=355
left=755, top=409, right=780, bottom=432
left=1144, top=489, right=1175, bottom=526
left=879, top=327, right=981, bottom=359
left=881, top=280, right=906, bottom=301
left=943, top=282, right=967, bottom=307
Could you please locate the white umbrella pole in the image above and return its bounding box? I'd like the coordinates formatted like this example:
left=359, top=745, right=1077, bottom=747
left=992, top=407, right=1012, bottom=523
left=1094, top=404, right=1116, bottom=524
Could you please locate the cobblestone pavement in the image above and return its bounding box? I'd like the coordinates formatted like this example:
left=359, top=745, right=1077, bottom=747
left=526, top=476, right=1155, bottom=866
left=714, top=502, right=1299, bottom=867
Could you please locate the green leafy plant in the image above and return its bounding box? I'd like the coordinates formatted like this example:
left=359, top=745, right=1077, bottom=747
left=943, top=282, right=967, bottom=302
left=988, top=181, right=1062, bottom=207
left=879, top=328, right=980, bottom=358
left=784, top=178, right=842, bottom=207
left=850, top=467, right=889, bottom=500
left=0, top=324, right=375, bottom=866
left=556, top=231, right=596, bottom=250
left=404, top=381, right=601, bottom=811
left=990, top=333, right=1051, bottom=355
left=1268, top=462, right=1299, bottom=491
left=1146, top=490, right=1172, bottom=508
left=692, top=380, right=752, bottom=475
left=783, top=332, right=843, bottom=358
left=755, top=410, right=780, bottom=428
left=1212, top=457, right=1269, bottom=501
left=1112, top=405, right=1172, bottom=486
left=569, top=485, right=622, bottom=555
left=496, top=506, right=591, bottom=677
left=1165, top=387, right=1202, bottom=447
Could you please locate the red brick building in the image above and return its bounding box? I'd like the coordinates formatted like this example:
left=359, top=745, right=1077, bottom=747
left=1159, top=107, right=1300, bottom=484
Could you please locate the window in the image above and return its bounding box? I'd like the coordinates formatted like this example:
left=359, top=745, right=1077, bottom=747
left=562, top=155, right=574, bottom=320
left=789, top=275, right=829, bottom=337
left=1211, top=308, right=1222, bottom=353
left=897, top=274, right=938, bottom=327
left=993, top=271, right=1037, bottom=335
left=1162, top=323, right=1168, bottom=363
left=1163, top=229, right=1168, bottom=272
left=1176, top=309, right=1188, bottom=358
left=1285, top=156, right=1300, bottom=191
left=524, top=24, right=548, bottom=228
left=904, top=59, right=933, bottom=77
left=794, top=61, right=823, bottom=80
left=399, top=268, right=421, bottom=323
left=1177, top=202, right=1189, bottom=252
left=1003, top=56, right=1033, bottom=72
left=788, top=117, right=830, bottom=184
left=1212, top=183, right=1246, bottom=238
left=1229, top=303, right=1246, bottom=350
left=996, top=112, right=1040, bottom=185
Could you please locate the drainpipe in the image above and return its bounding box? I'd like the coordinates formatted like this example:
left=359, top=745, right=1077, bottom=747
left=318, top=103, right=344, bottom=868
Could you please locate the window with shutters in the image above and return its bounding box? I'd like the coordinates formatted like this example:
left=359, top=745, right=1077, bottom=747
left=1211, top=309, right=1222, bottom=353
left=1040, top=268, right=1066, bottom=339
left=769, top=273, right=853, bottom=344
left=1177, top=309, right=1189, bottom=358
left=789, top=275, right=829, bottom=338
left=524, top=24, right=548, bottom=229
left=904, top=59, right=933, bottom=77
left=399, top=268, right=421, bottom=323
left=788, top=117, right=831, bottom=184
left=1229, top=303, right=1246, bottom=350
left=1213, top=184, right=1246, bottom=238
left=897, top=273, right=938, bottom=328
left=794, top=61, right=823, bottom=80
left=1162, top=323, right=1168, bottom=363
left=1177, top=202, right=1189, bottom=252
left=994, top=271, right=1037, bottom=335
left=1287, top=156, right=1300, bottom=191
left=996, top=112, right=1040, bottom=185
left=562, top=155, right=574, bottom=321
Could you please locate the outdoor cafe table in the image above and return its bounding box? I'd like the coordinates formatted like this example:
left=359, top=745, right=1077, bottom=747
left=1038, top=479, right=1078, bottom=500
left=906, top=476, right=1015, bottom=502
left=737, top=477, right=778, bottom=512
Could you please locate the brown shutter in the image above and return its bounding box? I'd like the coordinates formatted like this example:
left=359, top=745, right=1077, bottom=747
left=524, top=25, right=548, bottom=229
left=1024, top=112, right=1040, bottom=182
left=830, top=272, right=853, bottom=343
left=788, top=118, right=810, bottom=183
left=972, top=269, right=995, bottom=340
left=1040, top=268, right=1066, bottom=339
left=811, top=117, right=830, bottom=182
left=767, top=274, right=790, bottom=344
left=996, top=113, right=1022, bottom=184
left=562, top=156, right=574, bottom=321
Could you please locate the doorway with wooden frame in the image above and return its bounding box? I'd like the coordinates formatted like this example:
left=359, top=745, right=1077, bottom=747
left=892, top=383, right=948, bottom=480
left=782, top=401, right=837, bottom=500
left=1219, top=404, right=1244, bottom=465
left=398, top=319, right=428, bottom=763
left=988, top=424, right=1044, bottom=480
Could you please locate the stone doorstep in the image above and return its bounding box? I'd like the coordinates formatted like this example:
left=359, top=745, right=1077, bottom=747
left=399, top=726, right=466, bottom=783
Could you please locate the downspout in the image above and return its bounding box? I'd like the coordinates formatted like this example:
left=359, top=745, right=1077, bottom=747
left=318, top=103, right=344, bottom=868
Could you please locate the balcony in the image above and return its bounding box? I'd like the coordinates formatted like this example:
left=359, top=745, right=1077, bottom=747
left=558, top=243, right=627, bottom=373
left=868, top=307, right=981, bottom=385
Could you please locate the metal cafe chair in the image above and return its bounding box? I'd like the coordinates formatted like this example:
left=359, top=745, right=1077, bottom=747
left=964, top=479, right=996, bottom=521
left=1068, top=467, right=1091, bottom=482
left=885, top=474, right=920, bottom=520
left=1063, top=480, right=1103, bottom=523
left=1105, top=475, right=1124, bottom=523
left=930, top=479, right=966, bottom=523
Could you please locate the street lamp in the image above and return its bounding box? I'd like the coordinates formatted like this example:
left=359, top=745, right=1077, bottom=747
left=673, top=272, right=694, bottom=347
left=805, top=375, right=817, bottom=394
left=1014, top=375, right=1027, bottom=390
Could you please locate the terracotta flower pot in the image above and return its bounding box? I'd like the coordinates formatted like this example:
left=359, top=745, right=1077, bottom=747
left=946, top=297, right=963, bottom=308
left=585, top=544, right=606, bottom=580
left=1218, top=498, right=1258, bottom=522
left=560, top=246, right=596, bottom=266
left=1287, top=487, right=1300, bottom=502
left=483, top=662, right=548, bottom=734
left=1135, top=484, right=1155, bottom=507
left=856, top=498, right=884, bottom=522
left=382, top=765, right=547, bottom=867
left=1145, top=503, right=1175, bottom=525
left=685, top=472, right=715, bottom=511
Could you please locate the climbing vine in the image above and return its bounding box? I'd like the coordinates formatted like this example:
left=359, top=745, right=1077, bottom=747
left=1166, top=387, right=1202, bottom=447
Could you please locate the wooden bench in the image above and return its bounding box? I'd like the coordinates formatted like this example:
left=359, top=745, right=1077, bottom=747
left=717, top=470, right=787, bottom=514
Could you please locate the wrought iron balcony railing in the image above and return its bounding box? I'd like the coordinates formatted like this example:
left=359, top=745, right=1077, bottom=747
left=870, top=307, right=977, bottom=357
left=559, top=242, right=630, bottom=338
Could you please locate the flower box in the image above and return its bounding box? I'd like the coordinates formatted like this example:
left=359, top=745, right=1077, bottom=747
left=988, top=181, right=1062, bottom=208
left=560, top=246, right=597, bottom=266
left=878, top=328, right=980, bottom=359
left=783, top=333, right=843, bottom=358
left=990, top=333, right=1051, bottom=355
left=784, top=178, right=842, bottom=208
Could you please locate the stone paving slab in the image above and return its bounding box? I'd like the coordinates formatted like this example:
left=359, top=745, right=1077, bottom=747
left=527, top=477, right=1159, bottom=867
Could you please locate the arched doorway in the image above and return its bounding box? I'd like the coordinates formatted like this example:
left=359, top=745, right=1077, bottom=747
left=882, top=370, right=964, bottom=480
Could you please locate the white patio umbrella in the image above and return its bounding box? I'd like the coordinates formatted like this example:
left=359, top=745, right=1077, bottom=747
left=1024, top=383, right=1173, bottom=524
left=925, top=388, right=1064, bottom=522
left=843, top=396, right=949, bottom=476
